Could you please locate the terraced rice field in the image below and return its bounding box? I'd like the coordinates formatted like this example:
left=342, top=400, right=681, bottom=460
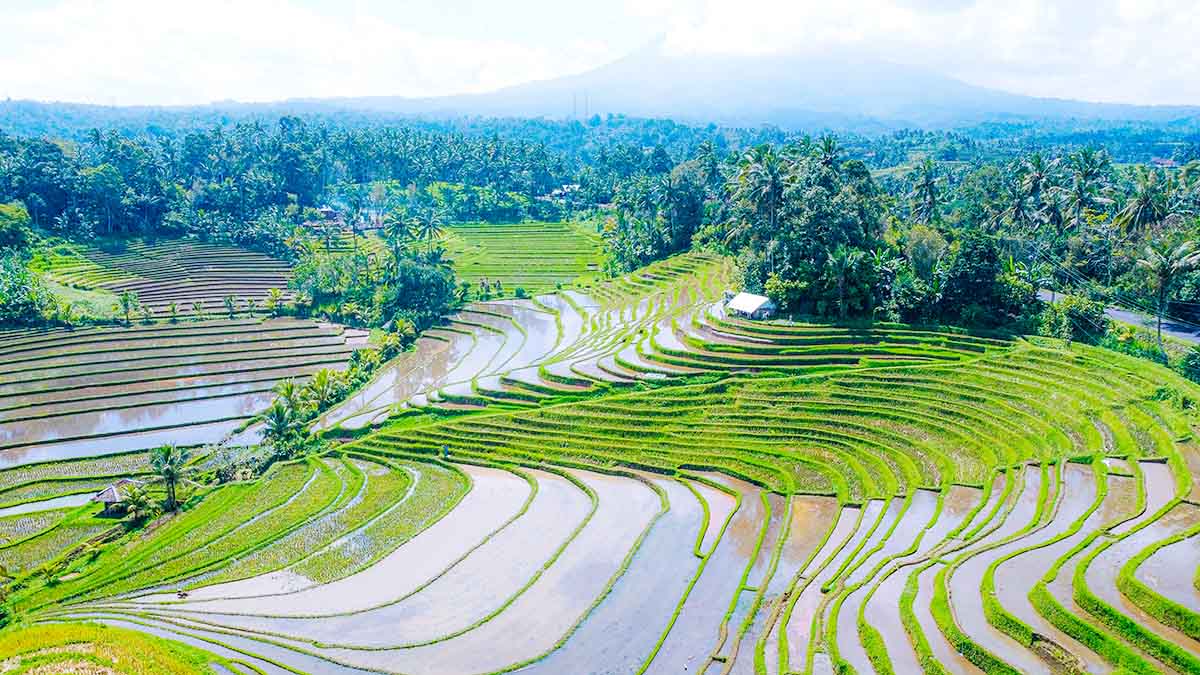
left=35, top=238, right=293, bottom=317
left=5, top=251, right=1200, bottom=674
left=319, top=252, right=1006, bottom=431
left=441, top=221, right=605, bottom=294
left=0, top=318, right=355, bottom=468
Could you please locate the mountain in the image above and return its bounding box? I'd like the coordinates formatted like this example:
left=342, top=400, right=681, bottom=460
left=4, top=41, right=1200, bottom=137
left=301, top=40, right=1200, bottom=131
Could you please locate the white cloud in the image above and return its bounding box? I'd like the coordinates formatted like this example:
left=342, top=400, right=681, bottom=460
left=0, top=0, right=1195, bottom=106
left=0, top=0, right=615, bottom=105
left=657, top=0, right=1200, bottom=105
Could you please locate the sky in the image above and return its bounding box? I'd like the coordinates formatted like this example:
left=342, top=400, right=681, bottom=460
left=0, top=0, right=1196, bottom=107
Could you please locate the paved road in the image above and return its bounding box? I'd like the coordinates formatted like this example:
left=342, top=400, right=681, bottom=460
left=1038, top=289, right=1200, bottom=345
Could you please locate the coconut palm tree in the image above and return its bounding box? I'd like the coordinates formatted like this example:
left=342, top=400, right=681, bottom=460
left=817, top=135, right=840, bottom=169
left=1020, top=152, right=1057, bottom=205
left=1136, top=240, right=1200, bottom=351
left=728, top=144, right=788, bottom=244
left=122, top=484, right=157, bottom=523
left=150, top=444, right=191, bottom=511
left=305, top=368, right=341, bottom=411
left=911, top=159, right=941, bottom=225
left=261, top=398, right=299, bottom=446
left=413, top=208, right=445, bottom=254
left=382, top=207, right=413, bottom=262
left=1117, top=166, right=1170, bottom=233
left=995, top=175, right=1033, bottom=232
left=273, top=378, right=303, bottom=412
left=826, top=245, right=865, bottom=319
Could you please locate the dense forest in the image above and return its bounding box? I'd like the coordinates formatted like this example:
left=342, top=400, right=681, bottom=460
left=3, top=109, right=1200, bottom=377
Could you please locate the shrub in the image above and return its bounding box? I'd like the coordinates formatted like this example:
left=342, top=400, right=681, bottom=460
left=0, top=251, right=51, bottom=325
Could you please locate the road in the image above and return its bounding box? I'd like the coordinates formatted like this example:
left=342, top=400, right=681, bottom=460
left=1038, top=289, right=1200, bottom=345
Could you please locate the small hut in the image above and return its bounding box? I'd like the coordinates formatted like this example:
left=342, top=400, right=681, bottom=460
left=726, top=292, right=777, bottom=320
left=92, top=478, right=142, bottom=514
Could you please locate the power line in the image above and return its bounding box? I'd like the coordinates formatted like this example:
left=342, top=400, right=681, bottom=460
left=1028, top=245, right=1200, bottom=331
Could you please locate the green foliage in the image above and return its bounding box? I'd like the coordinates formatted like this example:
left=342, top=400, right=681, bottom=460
left=0, top=250, right=51, bottom=325
left=1039, top=293, right=1109, bottom=342
left=0, top=201, right=32, bottom=250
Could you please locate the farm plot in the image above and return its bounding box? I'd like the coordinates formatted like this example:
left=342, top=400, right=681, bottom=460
left=34, top=237, right=293, bottom=317
left=9, top=320, right=1198, bottom=674
left=441, top=221, right=605, bottom=294
left=0, top=318, right=354, bottom=467
left=320, top=251, right=1018, bottom=433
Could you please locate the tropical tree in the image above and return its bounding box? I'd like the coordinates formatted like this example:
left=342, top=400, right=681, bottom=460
left=167, top=301, right=179, bottom=323
left=261, top=398, right=300, bottom=447
left=272, top=378, right=304, bottom=413
left=223, top=295, right=237, bottom=319
left=412, top=208, right=445, bottom=253
left=191, top=301, right=206, bottom=321
left=117, top=290, right=139, bottom=326
left=1116, top=166, right=1170, bottom=233
left=1020, top=152, right=1056, bottom=205
left=150, top=444, right=191, bottom=511
left=911, top=159, right=941, bottom=225
left=382, top=207, right=413, bottom=262
left=122, top=484, right=157, bottom=523
left=826, top=245, right=865, bottom=319
left=1136, top=240, right=1200, bottom=351
left=728, top=144, right=788, bottom=243
left=304, top=368, right=342, bottom=411
left=817, top=135, right=840, bottom=169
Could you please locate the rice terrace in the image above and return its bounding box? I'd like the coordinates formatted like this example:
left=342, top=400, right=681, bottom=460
left=4, top=4, right=1200, bottom=673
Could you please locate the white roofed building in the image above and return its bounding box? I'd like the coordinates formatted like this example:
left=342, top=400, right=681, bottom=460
left=726, top=292, right=777, bottom=320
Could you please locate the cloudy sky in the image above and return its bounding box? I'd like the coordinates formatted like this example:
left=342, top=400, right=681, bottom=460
left=1, top=0, right=1196, bottom=106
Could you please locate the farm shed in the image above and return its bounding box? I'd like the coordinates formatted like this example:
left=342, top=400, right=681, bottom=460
left=726, top=292, right=777, bottom=319
left=91, top=478, right=142, bottom=513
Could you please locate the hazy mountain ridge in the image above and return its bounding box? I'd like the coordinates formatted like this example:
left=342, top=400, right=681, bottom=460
left=304, top=43, right=1200, bottom=129
left=3, top=42, right=1200, bottom=138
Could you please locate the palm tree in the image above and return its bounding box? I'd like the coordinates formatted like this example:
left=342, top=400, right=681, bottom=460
left=996, top=176, right=1033, bottom=231
left=122, top=484, right=157, bottom=523
left=413, top=208, right=445, bottom=254
left=305, top=368, right=341, bottom=411
left=1136, top=240, right=1200, bottom=351
left=273, top=378, right=303, bottom=412
left=911, top=159, right=941, bottom=225
left=223, top=295, right=237, bottom=319
left=728, top=144, right=787, bottom=243
left=826, top=245, right=865, bottom=319
left=1057, top=148, right=1111, bottom=233
left=382, top=208, right=413, bottom=260
left=191, top=301, right=206, bottom=321
left=150, top=444, right=191, bottom=511
left=1020, top=152, right=1056, bottom=205
left=817, top=135, right=840, bottom=169
left=117, top=290, right=139, bottom=326
left=167, top=302, right=179, bottom=323
left=696, top=140, right=721, bottom=186
left=1116, top=166, right=1169, bottom=233
left=261, top=398, right=298, bottom=446
left=423, top=246, right=453, bottom=270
